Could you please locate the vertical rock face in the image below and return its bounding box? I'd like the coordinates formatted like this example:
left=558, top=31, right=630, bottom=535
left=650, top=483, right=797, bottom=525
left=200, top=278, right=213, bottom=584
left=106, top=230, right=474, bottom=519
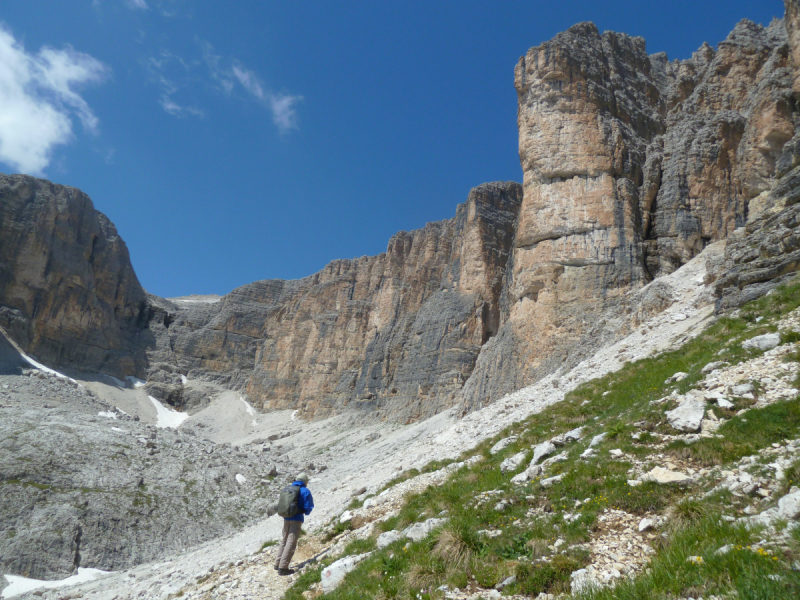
left=0, top=175, right=152, bottom=377
left=151, top=182, right=522, bottom=421
left=460, top=16, right=797, bottom=411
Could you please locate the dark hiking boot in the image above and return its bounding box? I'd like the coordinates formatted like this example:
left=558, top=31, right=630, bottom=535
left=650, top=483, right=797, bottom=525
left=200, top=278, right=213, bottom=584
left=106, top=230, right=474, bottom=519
left=277, top=568, right=294, bottom=576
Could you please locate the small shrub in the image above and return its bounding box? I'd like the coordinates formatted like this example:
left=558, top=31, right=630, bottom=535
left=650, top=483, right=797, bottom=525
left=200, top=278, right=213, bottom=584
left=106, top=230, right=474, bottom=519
left=259, top=539, right=277, bottom=552
left=781, top=330, right=800, bottom=345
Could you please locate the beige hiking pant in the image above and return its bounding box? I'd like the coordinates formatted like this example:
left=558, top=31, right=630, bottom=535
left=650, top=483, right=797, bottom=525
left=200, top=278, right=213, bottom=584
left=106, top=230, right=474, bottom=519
left=275, top=520, right=301, bottom=569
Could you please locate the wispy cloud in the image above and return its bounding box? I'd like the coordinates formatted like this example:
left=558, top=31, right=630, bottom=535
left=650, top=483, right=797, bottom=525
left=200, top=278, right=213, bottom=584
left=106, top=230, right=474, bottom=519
left=145, top=51, right=205, bottom=119
left=0, top=24, right=108, bottom=175
left=204, top=43, right=303, bottom=133
left=125, top=0, right=148, bottom=9
left=146, top=42, right=301, bottom=131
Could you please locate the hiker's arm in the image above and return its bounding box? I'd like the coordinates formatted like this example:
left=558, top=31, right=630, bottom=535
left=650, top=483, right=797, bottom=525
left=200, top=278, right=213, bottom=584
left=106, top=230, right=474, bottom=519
left=304, top=490, right=314, bottom=515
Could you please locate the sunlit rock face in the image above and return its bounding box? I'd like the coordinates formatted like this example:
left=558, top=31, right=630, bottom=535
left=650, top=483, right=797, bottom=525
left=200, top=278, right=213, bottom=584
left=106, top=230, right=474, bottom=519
left=459, top=16, right=796, bottom=411
left=151, top=181, right=523, bottom=422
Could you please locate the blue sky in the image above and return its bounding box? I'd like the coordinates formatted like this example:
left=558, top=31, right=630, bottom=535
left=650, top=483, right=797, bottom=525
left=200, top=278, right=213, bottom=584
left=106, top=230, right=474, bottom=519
left=0, top=0, right=783, bottom=298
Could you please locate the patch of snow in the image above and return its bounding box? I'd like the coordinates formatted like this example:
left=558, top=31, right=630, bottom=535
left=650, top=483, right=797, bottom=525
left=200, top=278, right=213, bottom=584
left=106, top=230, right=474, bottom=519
left=17, top=350, right=77, bottom=384
left=2, top=568, right=109, bottom=598
left=126, top=376, right=146, bottom=388
left=148, top=396, right=189, bottom=429
left=168, top=295, right=221, bottom=304
left=239, top=396, right=256, bottom=417
left=98, top=411, right=118, bottom=420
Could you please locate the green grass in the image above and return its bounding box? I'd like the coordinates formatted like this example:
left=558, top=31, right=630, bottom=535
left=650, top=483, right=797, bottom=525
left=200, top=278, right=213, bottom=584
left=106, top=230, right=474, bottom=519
left=259, top=539, right=277, bottom=552
left=666, top=397, right=800, bottom=467
left=581, top=515, right=800, bottom=600
left=282, top=276, right=800, bottom=600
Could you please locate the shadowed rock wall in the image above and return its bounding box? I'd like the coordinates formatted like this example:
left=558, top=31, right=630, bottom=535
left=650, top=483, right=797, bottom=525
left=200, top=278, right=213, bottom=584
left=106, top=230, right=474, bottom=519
left=0, top=174, right=155, bottom=378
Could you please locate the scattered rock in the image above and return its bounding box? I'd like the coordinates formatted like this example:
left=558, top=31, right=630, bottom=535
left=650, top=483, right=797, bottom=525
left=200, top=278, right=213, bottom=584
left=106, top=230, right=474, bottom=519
left=701, top=361, right=728, bottom=374
left=642, top=467, right=692, bottom=485
left=665, top=396, right=705, bottom=432
left=531, top=441, right=556, bottom=464
left=742, top=333, right=781, bottom=351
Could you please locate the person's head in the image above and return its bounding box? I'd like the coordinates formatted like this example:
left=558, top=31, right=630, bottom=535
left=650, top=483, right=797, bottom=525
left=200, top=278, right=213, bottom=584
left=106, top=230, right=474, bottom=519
left=296, top=472, right=309, bottom=485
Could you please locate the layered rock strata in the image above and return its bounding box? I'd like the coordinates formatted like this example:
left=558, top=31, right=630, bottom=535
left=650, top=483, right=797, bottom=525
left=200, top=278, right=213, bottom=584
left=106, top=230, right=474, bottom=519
left=459, top=14, right=799, bottom=410
left=150, top=182, right=522, bottom=422
left=0, top=175, right=154, bottom=378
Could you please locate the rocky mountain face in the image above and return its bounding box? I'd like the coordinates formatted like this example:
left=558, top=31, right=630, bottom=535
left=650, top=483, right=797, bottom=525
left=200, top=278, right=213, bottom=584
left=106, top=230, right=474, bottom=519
left=459, top=13, right=800, bottom=411
left=0, top=175, right=154, bottom=378
left=148, top=182, right=522, bottom=422
left=0, top=364, right=285, bottom=580
left=1, top=9, right=800, bottom=423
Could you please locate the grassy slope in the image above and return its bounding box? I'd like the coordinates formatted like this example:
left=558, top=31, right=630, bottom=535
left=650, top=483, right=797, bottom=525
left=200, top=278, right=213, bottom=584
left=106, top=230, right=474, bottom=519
left=286, top=277, right=800, bottom=600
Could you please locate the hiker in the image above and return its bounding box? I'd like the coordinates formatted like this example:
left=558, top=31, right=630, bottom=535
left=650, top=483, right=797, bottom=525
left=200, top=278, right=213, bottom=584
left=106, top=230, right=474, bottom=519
left=274, top=472, right=314, bottom=575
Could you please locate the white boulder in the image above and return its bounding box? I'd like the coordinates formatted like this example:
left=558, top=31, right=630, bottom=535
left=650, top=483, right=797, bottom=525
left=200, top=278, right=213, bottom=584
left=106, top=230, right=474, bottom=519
left=490, top=436, right=518, bottom=455
left=778, top=488, right=800, bottom=520
left=500, top=451, right=528, bottom=473
left=666, top=396, right=705, bottom=432
left=570, top=569, right=599, bottom=594
left=531, top=441, right=556, bottom=464
left=403, top=517, right=447, bottom=542
left=742, top=333, right=780, bottom=351
left=321, top=553, right=371, bottom=592
left=376, top=530, right=401, bottom=549
left=638, top=518, right=655, bottom=532
left=642, top=467, right=692, bottom=485
left=588, top=433, right=607, bottom=448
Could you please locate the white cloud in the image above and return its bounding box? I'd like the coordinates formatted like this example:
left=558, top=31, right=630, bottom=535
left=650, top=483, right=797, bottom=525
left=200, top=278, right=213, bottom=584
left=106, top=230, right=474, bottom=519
left=160, top=96, right=204, bottom=118
left=267, top=92, right=302, bottom=133
left=145, top=52, right=205, bottom=119
left=125, top=0, right=149, bottom=9
left=231, top=64, right=301, bottom=132
left=213, top=55, right=301, bottom=133
left=0, top=24, right=108, bottom=175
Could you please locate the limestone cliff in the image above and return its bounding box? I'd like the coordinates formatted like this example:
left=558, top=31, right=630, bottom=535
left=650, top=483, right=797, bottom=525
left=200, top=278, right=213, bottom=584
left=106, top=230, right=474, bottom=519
left=0, top=175, right=155, bottom=378
left=149, top=182, right=522, bottom=422
left=459, top=13, right=799, bottom=411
